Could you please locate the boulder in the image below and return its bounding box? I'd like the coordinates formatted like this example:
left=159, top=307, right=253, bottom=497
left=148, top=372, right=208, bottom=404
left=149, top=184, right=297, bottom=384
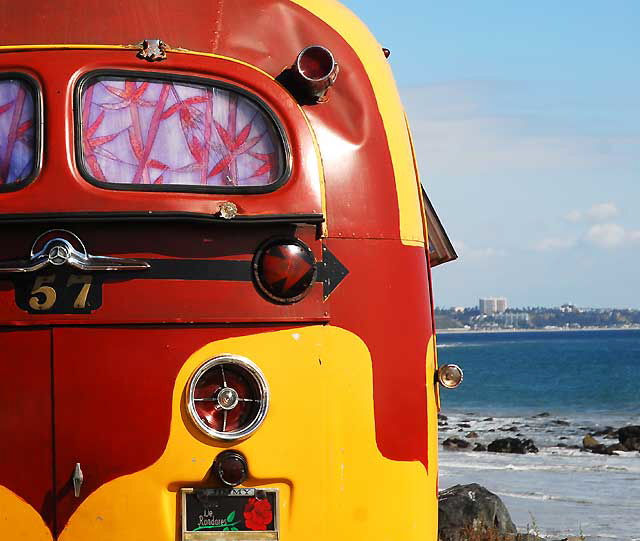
left=618, top=426, right=640, bottom=451
left=442, top=438, right=470, bottom=450
left=488, top=437, right=539, bottom=454
left=551, top=419, right=570, bottom=426
left=582, top=434, right=600, bottom=449
left=467, top=431, right=479, bottom=439
left=593, top=426, right=617, bottom=437
left=473, top=443, right=487, bottom=452
left=533, top=412, right=550, bottom=418
left=606, top=443, right=628, bottom=453
left=590, top=445, right=618, bottom=456
left=583, top=435, right=618, bottom=455
left=438, top=483, right=516, bottom=541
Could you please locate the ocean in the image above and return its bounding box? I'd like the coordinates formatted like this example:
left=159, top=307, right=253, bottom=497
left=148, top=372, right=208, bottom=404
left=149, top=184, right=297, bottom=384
left=436, top=329, right=640, bottom=541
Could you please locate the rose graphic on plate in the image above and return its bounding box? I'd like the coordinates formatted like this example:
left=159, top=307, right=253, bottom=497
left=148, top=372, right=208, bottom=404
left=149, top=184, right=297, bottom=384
left=243, top=496, right=273, bottom=530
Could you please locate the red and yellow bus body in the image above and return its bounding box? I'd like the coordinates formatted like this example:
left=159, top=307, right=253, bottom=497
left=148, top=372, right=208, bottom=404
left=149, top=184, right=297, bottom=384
left=0, top=1, right=443, bottom=539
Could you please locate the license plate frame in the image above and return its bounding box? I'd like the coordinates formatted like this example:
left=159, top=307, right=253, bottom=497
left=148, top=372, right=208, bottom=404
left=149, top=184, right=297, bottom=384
left=181, top=487, right=279, bottom=541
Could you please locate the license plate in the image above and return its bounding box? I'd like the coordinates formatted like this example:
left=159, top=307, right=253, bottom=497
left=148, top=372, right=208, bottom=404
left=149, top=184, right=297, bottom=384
left=181, top=488, right=278, bottom=540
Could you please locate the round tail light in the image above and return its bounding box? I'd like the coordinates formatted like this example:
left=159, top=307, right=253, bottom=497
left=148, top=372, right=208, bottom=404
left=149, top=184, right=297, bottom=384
left=213, top=451, right=249, bottom=487
left=252, top=237, right=316, bottom=304
left=187, top=355, right=269, bottom=441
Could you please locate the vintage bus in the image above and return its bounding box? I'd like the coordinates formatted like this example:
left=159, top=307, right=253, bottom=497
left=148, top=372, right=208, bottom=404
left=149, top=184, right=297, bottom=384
left=0, top=1, right=461, bottom=539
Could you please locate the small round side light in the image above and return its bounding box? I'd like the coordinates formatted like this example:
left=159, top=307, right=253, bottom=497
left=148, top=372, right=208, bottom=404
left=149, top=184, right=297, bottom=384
left=438, top=364, right=464, bottom=389
left=213, top=451, right=248, bottom=487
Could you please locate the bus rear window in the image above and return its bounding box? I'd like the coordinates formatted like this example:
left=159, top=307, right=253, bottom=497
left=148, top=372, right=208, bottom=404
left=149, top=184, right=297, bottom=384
left=77, top=74, right=287, bottom=191
left=0, top=77, right=37, bottom=187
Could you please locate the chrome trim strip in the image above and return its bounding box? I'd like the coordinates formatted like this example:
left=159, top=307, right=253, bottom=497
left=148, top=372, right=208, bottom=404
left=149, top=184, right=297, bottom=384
left=0, top=229, right=150, bottom=273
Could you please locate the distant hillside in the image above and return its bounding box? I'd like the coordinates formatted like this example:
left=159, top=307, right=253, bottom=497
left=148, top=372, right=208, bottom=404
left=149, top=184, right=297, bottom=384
left=435, top=315, right=464, bottom=329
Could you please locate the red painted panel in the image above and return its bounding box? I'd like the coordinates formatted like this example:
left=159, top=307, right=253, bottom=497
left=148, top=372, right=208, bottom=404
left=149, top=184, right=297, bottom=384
left=52, top=326, right=276, bottom=532
left=0, top=0, right=400, bottom=240
left=0, top=222, right=326, bottom=325
left=0, top=49, right=322, bottom=218
left=326, top=238, right=432, bottom=468
left=0, top=329, right=54, bottom=529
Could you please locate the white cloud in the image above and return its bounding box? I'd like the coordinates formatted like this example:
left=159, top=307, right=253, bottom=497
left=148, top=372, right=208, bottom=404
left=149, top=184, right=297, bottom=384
left=565, top=202, right=619, bottom=223
left=585, top=223, right=640, bottom=249
left=533, top=237, right=577, bottom=252
left=454, top=240, right=506, bottom=260
left=564, top=210, right=583, bottom=223
left=401, top=83, right=640, bottom=178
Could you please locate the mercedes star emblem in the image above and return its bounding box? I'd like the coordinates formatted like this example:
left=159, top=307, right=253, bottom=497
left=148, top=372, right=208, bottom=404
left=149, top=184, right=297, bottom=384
left=48, top=243, right=71, bottom=266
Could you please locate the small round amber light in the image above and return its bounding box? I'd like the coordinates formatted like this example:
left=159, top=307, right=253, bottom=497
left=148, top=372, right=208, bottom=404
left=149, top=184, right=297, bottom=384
left=438, top=364, right=464, bottom=389
left=214, top=451, right=248, bottom=487
left=253, top=238, right=317, bottom=304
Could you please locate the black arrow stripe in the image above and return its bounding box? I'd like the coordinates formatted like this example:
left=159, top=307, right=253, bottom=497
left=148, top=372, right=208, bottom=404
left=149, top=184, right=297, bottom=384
left=9, top=247, right=349, bottom=300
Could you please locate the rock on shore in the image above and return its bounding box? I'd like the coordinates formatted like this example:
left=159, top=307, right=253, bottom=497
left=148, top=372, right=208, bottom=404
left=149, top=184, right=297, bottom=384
left=487, top=437, right=539, bottom=454
left=438, top=483, right=583, bottom=541
left=582, top=425, right=640, bottom=454
left=618, top=425, right=640, bottom=451
left=438, top=483, right=516, bottom=541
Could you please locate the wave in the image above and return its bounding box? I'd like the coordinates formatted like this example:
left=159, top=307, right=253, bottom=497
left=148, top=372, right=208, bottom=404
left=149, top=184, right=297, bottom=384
left=495, top=490, right=592, bottom=505
left=439, top=453, right=640, bottom=474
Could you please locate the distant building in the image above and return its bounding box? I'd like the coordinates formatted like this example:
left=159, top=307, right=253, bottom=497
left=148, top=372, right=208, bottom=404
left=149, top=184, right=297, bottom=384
left=479, top=297, right=507, bottom=314
left=494, top=312, right=530, bottom=326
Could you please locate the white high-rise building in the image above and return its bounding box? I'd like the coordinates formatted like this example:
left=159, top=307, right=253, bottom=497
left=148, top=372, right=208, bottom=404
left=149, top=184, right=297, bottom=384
left=479, top=297, right=507, bottom=314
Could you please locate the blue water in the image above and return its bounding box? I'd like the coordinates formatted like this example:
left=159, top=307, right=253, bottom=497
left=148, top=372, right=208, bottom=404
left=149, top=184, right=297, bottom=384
left=437, top=329, right=640, bottom=415
left=435, top=330, right=640, bottom=541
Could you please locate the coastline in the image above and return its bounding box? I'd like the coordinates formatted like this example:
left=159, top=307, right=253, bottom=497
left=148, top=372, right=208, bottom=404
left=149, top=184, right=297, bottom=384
left=437, top=326, right=640, bottom=335
left=438, top=410, right=640, bottom=541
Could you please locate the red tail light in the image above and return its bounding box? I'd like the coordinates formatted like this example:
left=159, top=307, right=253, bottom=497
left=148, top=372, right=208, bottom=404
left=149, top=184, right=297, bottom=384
left=187, top=355, right=269, bottom=441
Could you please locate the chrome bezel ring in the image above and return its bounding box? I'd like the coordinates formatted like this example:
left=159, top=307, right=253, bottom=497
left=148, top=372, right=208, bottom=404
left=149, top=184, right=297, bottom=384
left=186, top=354, right=269, bottom=441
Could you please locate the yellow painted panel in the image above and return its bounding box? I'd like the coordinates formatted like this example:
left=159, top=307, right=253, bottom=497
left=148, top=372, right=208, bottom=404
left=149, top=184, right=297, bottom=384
left=0, top=486, right=52, bottom=541
left=51, top=326, right=437, bottom=540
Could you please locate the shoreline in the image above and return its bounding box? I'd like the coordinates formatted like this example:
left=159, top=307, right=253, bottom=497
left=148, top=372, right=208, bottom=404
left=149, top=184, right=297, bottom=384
left=437, top=326, right=640, bottom=334
left=437, top=410, right=640, bottom=541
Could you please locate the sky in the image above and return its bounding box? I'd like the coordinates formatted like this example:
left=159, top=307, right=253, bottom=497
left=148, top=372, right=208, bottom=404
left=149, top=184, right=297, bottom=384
left=341, top=0, right=640, bottom=308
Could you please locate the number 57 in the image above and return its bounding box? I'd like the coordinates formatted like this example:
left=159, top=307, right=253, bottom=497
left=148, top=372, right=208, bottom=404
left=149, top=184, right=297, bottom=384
left=29, top=274, right=93, bottom=311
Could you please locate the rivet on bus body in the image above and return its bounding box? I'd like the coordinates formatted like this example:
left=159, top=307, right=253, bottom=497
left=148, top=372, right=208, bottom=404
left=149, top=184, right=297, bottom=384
left=217, top=201, right=238, bottom=220
left=437, top=364, right=464, bottom=389
left=136, top=39, right=168, bottom=62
